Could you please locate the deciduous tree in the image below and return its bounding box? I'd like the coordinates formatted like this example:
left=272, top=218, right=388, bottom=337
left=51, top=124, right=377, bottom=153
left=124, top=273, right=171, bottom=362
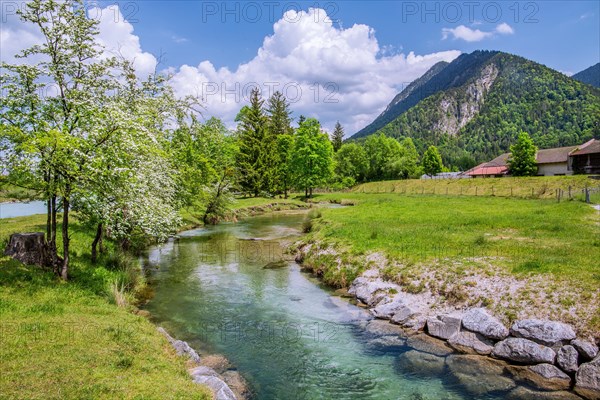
left=508, top=131, right=538, bottom=176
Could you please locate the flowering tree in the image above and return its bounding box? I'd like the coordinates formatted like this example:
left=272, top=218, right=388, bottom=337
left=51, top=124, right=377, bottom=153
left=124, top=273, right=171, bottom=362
left=0, top=0, right=193, bottom=277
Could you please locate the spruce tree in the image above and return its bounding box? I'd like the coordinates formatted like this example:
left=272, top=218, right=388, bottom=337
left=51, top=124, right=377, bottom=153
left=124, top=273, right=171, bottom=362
left=266, top=91, right=293, bottom=136
left=331, top=121, right=344, bottom=152
left=236, top=88, right=268, bottom=196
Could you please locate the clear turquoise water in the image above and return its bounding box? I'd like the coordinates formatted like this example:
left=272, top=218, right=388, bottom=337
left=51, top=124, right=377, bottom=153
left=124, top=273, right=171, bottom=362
left=142, top=211, right=521, bottom=400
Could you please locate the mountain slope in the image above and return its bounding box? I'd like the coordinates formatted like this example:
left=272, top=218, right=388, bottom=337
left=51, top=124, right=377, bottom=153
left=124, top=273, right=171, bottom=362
left=353, top=51, right=600, bottom=169
left=572, top=63, right=600, bottom=88
left=352, top=50, right=499, bottom=139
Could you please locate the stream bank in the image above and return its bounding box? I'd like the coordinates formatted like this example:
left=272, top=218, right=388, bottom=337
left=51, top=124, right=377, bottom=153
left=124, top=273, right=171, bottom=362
left=294, top=239, right=600, bottom=399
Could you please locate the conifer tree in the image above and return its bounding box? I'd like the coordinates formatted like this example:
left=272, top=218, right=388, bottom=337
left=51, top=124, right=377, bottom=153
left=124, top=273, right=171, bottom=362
left=331, top=121, right=344, bottom=152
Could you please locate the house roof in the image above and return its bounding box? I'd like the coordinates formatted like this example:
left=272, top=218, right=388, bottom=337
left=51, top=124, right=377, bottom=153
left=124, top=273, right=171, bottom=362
left=487, top=153, right=510, bottom=167
left=536, top=145, right=579, bottom=164
left=570, top=139, right=600, bottom=156
left=466, top=139, right=600, bottom=176
left=466, top=164, right=508, bottom=176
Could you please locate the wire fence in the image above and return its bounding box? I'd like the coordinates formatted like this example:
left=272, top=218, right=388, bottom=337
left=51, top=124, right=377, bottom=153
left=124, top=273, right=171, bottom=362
left=354, top=183, right=600, bottom=204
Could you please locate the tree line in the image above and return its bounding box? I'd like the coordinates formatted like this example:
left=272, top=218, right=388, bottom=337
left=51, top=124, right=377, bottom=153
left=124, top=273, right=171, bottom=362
left=0, top=0, right=447, bottom=280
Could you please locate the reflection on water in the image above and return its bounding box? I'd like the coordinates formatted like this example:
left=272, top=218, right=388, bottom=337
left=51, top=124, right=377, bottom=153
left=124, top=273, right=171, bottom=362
left=143, top=211, right=523, bottom=400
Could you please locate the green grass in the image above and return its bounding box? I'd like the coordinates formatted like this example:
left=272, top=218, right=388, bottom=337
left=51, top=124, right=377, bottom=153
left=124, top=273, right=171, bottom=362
left=231, top=195, right=306, bottom=209
left=0, top=178, right=41, bottom=202
left=0, top=214, right=211, bottom=399
left=307, top=192, right=600, bottom=291
left=354, top=175, right=600, bottom=201
left=179, top=195, right=307, bottom=229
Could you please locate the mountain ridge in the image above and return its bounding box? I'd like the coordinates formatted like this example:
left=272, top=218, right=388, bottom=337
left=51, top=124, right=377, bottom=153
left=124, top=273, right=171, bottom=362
left=350, top=51, right=600, bottom=169
left=572, top=63, right=600, bottom=88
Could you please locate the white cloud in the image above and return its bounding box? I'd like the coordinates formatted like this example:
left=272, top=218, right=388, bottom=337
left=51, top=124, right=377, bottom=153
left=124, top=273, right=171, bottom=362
left=1, top=6, right=157, bottom=78
left=442, top=26, right=492, bottom=42
left=90, top=6, right=158, bottom=78
left=495, top=23, right=514, bottom=35
left=442, top=23, right=514, bottom=42
left=1, top=6, right=460, bottom=134
left=169, top=8, right=460, bottom=133
left=171, top=35, right=188, bottom=44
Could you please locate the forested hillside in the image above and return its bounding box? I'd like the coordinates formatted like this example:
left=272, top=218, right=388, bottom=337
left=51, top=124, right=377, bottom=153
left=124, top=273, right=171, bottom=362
left=354, top=51, right=600, bottom=169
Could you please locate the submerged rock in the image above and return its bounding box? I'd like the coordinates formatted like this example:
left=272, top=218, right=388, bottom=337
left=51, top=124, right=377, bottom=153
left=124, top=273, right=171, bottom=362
left=263, top=260, right=288, bottom=269
left=406, top=333, right=454, bottom=356
left=200, top=354, right=232, bottom=374
left=507, top=387, right=583, bottom=400
left=363, top=319, right=408, bottom=338
left=508, top=364, right=571, bottom=391
left=462, top=308, right=509, bottom=340
left=367, top=335, right=406, bottom=351
left=575, top=355, right=600, bottom=399
left=446, top=354, right=515, bottom=396
left=492, top=338, right=556, bottom=364
left=448, top=331, right=494, bottom=355
left=396, top=350, right=446, bottom=376
left=510, top=319, right=576, bottom=346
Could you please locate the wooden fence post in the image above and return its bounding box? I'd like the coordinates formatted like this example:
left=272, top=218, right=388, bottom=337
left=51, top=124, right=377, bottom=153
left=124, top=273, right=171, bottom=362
left=585, top=188, right=590, bottom=204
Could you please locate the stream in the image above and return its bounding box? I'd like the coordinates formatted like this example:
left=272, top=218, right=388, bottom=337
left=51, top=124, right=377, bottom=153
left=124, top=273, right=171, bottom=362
left=142, top=210, right=525, bottom=400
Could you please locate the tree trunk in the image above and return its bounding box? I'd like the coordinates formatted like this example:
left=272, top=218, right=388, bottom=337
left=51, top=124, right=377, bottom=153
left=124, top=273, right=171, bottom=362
left=46, top=197, right=51, bottom=241
left=99, top=227, right=104, bottom=254
left=309, top=187, right=313, bottom=198
left=305, top=188, right=308, bottom=198
left=60, top=194, right=70, bottom=280
left=91, top=222, right=103, bottom=263
left=120, top=237, right=130, bottom=252
left=49, top=195, right=58, bottom=273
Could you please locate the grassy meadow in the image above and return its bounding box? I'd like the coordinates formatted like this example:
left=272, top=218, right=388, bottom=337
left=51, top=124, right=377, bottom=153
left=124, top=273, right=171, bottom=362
left=353, top=175, right=600, bottom=202
left=301, top=190, right=600, bottom=333
left=0, top=214, right=212, bottom=399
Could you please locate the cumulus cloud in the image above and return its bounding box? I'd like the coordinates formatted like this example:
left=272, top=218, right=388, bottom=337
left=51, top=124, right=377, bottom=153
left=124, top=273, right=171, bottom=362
left=2, top=5, right=460, bottom=134
left=495, top=23, right=515, bottom=35
left=170, top=8, right=460, bottom=133
left=442, top=23, right=514, bottom=42
left=1, top=5, right=157, bottom=78
left=90, top=6, right=158, bottom=78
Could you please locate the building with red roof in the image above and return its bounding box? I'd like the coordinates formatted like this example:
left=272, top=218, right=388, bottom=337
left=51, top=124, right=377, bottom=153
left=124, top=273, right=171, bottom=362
left=465, top=139, right=600, bottom=178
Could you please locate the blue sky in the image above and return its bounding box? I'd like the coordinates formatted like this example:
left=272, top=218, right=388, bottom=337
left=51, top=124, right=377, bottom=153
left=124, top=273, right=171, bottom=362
left=103, top=1, right=599, bottom=74
left=2, top=1, right=599, bottom=133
